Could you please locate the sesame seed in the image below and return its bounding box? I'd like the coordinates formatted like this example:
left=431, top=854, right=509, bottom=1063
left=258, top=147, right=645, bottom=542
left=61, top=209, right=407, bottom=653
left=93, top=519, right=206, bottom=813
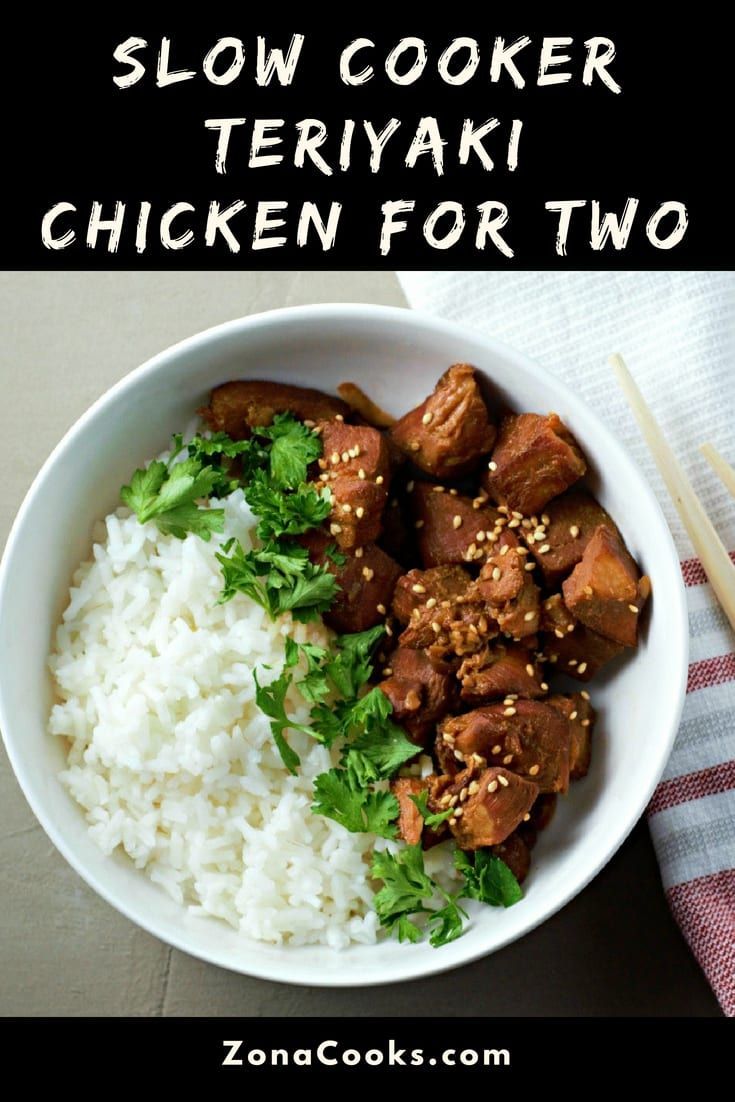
left=492, top=567, right=502, bottom=582
left=492, top=744, right=502, bottom=755
left=375, top=475, right=384, bottom=485
left=409, top=441, right=420, bottom=452
left=406, top=480, right=415, bottom=492
left=525, top=663, right=534, bottom=676
left=554, top=628, right=565, bottom=639
left=529, top=764, right=540, bottom=776
left=524, top=562, right=535, bottom=571
left=523, top=611, right=535, bottom=622
left=500, top=544, right=509, bottom=556
left=353, top=445, right=361, bottom=457
left=512, top=511, right=523, bottom=520
left=541, top=514, right=551, bottom=526
left=382, top=667, right=393, bottom=676
left=319, top=473, right=330, bottom=482
left=432, top=485, right=445, bottom=493
left=422, top=411, right=433, bottom=425
left=355, top=547, right=364, bottom=558
left=453, top=806, right=463, bottom=818
left=415, top=519, right=424, bottom=529
left=330, top=523, right=342, bottom=535
left=376, top=603, right=387, bottom=615
left=581, top=690, right=590, bottom=700
left=358, top=468, right=366, bottom=480
left=342, top=503, right=352, bottom=513
left=628, top=604, right=639, bottom=613
left=453, top=751, right=464, bottom=763
left=459, top=788, right=469, bottom=802
left=448, top=817, right=457, bottom=827
left=526, top=533, right=536, bottom=544
left=468, top=781, right=480, bottom=796
left=508, top=518, right=521, bottom=528
left=584, top=585, right=593, bottom=596
left=405, top=690, right=421, bottom=710
left=503, top=754, right=513, bottom=764
left=334, top=414, right=344, bottom=422
left=498, top=775, right=509, bottom=787
left=331, top=452, right=340, bottom=465
left=566, top=623, right=575, bottom=633
left=341, top=451, right=350, bottom=462
left=431, top=621, right=441, bottom=633
left=487, top=780, right=498, bottom=793
left=317, top=458, right=327, bottom=470
left=517, top=547, right=529, bottom=556
left=581, top=718, right=591, bottom=727
left=540, top=682, right=549, bottom=691
left=426, top=597, right=437, bottom=609
left=452, top=515, right=463, bottom=529
left=569, top=710, right=578, bottom=720
left=385, top=623, right=393, bottom=636
left=476, top=530, right=486, bottom=542
left=577, top=662, right=588, bottom=674
left=411, top=608, right=420, bottom=619
left=488, top=460, right=498, bottom=471
left=412, top=583, right=426, bottom=594
left=304, top=418, right=316, bottom=427
left=504, top=706, right=517, bottom=716
left=539, top=543, right=551, bottom=554
left=362, top=567, right=374, bottom=581
left=568, top=659, right=578, bottom=667
left=570, top=525, right=580, bottom=538
left=355, top=506, right=365, bottom=519
left=498, top=505, right=509, bottom=514
left=449, top=488, right=458, bottom=496
left=523, top=813, right=531, bottom=822
left=504, top=697, right=515, bottom=706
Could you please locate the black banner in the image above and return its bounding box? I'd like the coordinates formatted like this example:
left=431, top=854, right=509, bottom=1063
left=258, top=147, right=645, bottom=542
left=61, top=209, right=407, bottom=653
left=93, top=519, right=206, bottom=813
left=2, top=1016, right=728, bottom=1081
left=7, top=19, right=731, bottom=268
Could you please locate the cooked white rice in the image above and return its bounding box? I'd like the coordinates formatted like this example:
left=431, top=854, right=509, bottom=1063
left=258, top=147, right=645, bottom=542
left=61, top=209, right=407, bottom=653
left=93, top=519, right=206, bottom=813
left=49, top=490, right=396, bottom=947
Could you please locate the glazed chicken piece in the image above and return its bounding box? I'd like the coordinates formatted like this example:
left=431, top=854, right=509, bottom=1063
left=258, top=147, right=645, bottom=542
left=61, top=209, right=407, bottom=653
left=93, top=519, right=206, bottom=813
left=411, top=483, right=501, bottom=568
left=518, top=793, right=558, bottom=850
left=520, top=490, right=620, bottom=588
left=563, top=525, right=650, bottom=647
left=391, top=776, right=449, bottom=848
left=391, top=564, right=471, bottom=624
left=439, top=699, right=571, bottom=794
left=432, top=766, right=538, bottom=850
left=491, top=831, right=532, bottom=883
left=201, top=380, right=349, bottom=439
left=469, top=530, right=540, bottom=639
left=399, top=590, right=497, bottom=659
left=548, top=692, right=596, bottom=780
left=482, top=412, right=587, bottom=516
left=301, top=531, right=401, bottom=634
left=378, top=646, right=457, bottom=746
left=540, top=592, right=624, bottom=681
left=458, top=642, right=546, bottom=704
left=312, top=421, right=391, bottom=550
left=390, top=364, right=497, bottom=479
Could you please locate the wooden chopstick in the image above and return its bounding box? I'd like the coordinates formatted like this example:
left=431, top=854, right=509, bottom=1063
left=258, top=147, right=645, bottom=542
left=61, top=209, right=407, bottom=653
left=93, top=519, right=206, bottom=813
left=610, top=353, right=735, bottom=634
left=700, top=442, right=735, bottom=500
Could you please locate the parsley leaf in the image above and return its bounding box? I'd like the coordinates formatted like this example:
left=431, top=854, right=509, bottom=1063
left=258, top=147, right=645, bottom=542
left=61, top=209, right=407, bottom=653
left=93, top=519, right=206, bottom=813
left=216, top=539, right=338, bottom=622
left=346, top=699, right=418, bottom=779
left=120, top=457, right=224, bottom=541
left=323, top=626, right=385, bottom=700
left=324, top=543, right=348, bottom=567
left=256, top=413, right=323, bottom=489
left=408, top=790, right=454, bottom=830
left=371, top=845, right=469, bottom=948
left=454, top=849, right=523, bottom=908
left=244, top=470, right=332, bottom=541
left=311, top=769, right=399, bottom=838
left=186, top=432, right=257, bottom=497
left=285, top=638, right=331, bottom=704
left=253, top=667, right=316, bottom=775
left=427, top=897, right=467, bottom=948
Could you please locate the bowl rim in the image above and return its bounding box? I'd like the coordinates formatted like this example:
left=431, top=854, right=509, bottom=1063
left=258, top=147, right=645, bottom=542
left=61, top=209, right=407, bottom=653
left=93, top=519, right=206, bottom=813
left=0, top=302, right=689, bottom=987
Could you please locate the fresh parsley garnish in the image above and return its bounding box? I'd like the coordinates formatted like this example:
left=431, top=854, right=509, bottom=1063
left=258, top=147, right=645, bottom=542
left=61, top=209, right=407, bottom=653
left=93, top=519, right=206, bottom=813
left=371, top=846, right=468, bottom=948
left=120, top=454, right=224, bottom=541
left=244, top=471, right=332, bottom=541
left=216, top=538, right=338, bottom=622
left=256, top=413, right=323, bottom=489
left=311, top=771, right=399, bottom=839
left=186, top=432, right=257, bottom=497
left=454, top=849, right=523, bottom=908
left=253, top=666, right=317, bottom=776
left=408, top=790, right=454, bottom=830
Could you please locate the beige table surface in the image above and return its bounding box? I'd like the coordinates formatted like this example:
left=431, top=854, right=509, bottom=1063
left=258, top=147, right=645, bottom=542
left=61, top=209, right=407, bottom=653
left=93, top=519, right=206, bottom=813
left=0, top=271, right=720, bottom=1017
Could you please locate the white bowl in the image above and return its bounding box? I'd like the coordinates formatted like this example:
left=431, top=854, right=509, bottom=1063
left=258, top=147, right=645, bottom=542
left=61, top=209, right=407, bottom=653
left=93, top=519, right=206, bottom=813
left=0, top=304, right=688, bottom=987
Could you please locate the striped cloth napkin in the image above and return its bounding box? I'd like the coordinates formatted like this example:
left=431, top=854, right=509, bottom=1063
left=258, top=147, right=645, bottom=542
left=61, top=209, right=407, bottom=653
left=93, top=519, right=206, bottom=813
left=397, top=270, right=735, bottom=1015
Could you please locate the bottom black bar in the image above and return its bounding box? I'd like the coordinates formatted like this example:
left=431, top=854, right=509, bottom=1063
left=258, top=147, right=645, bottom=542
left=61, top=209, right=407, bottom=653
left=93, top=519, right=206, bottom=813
left=2, top=1016, right=727, bottom=1081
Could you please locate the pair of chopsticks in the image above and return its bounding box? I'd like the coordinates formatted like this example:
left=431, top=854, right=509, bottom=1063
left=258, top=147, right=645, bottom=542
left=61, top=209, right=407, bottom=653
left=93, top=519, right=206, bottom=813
left=610, top=354, right=735, bottom=634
